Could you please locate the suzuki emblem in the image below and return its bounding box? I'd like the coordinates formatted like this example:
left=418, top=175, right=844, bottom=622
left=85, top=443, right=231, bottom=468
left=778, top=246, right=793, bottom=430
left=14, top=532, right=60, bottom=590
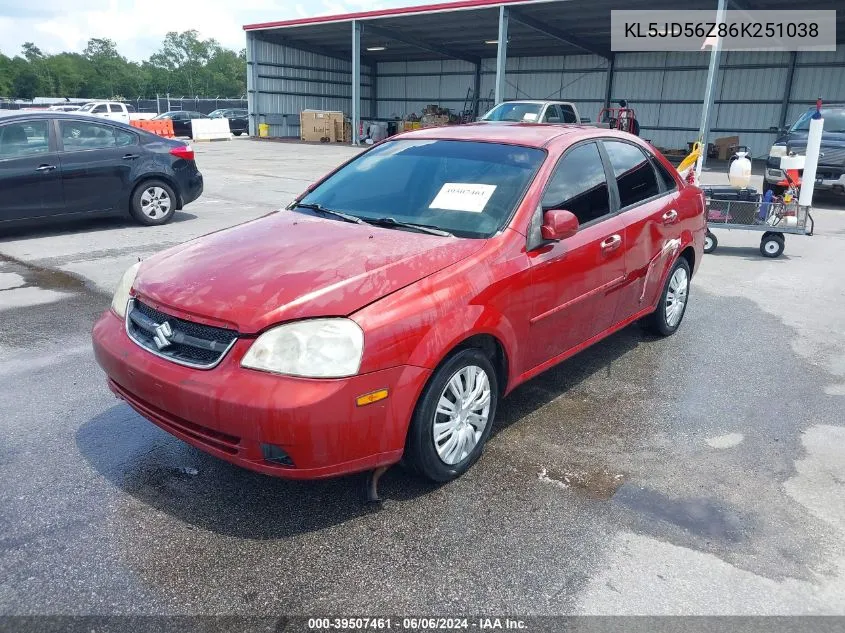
left=153, top=322, right=173, bottom=350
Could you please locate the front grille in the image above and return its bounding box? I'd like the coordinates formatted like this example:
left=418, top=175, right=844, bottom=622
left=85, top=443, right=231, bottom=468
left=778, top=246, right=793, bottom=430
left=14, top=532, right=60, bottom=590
left=126, top=299, right=237, bottom=369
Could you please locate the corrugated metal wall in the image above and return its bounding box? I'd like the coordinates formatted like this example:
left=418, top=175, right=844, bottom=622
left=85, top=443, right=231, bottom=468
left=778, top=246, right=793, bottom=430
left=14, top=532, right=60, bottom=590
left=250, top=37, right=373, bottom=138
left=251, top=33, right=843, bottom=155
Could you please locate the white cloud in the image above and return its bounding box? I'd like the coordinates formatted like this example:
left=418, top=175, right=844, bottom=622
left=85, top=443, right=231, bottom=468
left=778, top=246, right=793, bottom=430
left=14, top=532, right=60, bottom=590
left=0, top=0, right=419, bottom=60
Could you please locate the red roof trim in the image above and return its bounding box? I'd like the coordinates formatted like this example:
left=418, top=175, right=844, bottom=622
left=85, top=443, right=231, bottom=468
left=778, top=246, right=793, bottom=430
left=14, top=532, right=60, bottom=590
left=243, top=0, right=542, bottom=31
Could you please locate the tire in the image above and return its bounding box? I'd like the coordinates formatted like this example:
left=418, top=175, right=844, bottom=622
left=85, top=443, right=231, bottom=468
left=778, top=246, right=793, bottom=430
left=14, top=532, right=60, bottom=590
left=129, top=180, right=177, bottom=226
left=405, top=348, right=499, bottom=482
left=234, top=131, right=244, bottom=136
left=703, top=231, right=718, bottom=254
left=760, top=233, right=785, bottom=258
left=645, top=258, right=691, bottom=337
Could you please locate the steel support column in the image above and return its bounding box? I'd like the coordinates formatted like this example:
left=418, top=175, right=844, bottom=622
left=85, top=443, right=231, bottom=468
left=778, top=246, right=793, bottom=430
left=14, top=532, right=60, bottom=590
left=246, top=31, right=259, bottom=137
left=604, top=54, right=615, bottom=110
left=494, top=6, right=509, bottom=105
left=370, top=67, right=378, bottom=121
left=474, top=62, right=482, bottom=118
left=351, top=20, right=361, bottom=146
left=696, top=0, right=726, bottom=173
left=779, top=51, right=797, bottom=130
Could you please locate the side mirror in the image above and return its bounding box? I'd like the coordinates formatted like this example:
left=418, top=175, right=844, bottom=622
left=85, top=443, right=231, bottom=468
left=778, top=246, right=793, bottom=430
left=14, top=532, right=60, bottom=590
left=541, top=209, right=579, bottom=241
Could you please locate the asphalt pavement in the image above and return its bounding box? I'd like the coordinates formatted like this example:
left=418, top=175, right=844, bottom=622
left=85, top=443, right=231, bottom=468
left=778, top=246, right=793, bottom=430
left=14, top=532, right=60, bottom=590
left=1, top=138, right=844, bottom=619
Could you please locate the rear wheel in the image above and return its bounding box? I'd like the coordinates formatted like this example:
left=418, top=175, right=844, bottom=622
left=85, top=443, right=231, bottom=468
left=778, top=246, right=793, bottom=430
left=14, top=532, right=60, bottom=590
left=645, top=258, right=691, bottom=337
left=234, top=131, right=244, bottom=136
left=704, top=231, right=718, bottom=254
left=129, top=180, right=177, bottom=226
left=405, top=348, right=498, bottom=482
left=760, top=233, right=785, bottom=258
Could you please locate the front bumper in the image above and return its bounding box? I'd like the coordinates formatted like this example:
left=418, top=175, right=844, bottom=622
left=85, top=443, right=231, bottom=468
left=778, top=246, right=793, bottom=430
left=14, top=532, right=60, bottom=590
left=765, top=161, right=845, bottom=190
left=92, top=310, right=430, bottom=479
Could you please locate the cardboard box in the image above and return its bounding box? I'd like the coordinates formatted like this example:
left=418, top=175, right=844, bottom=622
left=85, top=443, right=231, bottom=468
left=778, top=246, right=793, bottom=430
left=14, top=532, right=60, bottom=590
left=714, top=135, right=740, bottom=160
left=420, top=114, right=449, bottom=128
left=300, top=110, right=345, bottom=142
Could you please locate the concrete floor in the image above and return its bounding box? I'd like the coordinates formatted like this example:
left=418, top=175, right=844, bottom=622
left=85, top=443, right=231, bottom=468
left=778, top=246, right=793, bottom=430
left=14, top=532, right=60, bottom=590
left=1, top=137, right=844, bottom=617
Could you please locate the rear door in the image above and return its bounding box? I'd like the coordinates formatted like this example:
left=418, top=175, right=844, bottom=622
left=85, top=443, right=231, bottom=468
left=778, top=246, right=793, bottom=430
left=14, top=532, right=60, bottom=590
left=0, top=118, right=64, bottom=221
left=57, top=119, right=138, bottom=213
left=526, top=141, right=627, bottom=370
left=601, top=139, right=681, bottom=322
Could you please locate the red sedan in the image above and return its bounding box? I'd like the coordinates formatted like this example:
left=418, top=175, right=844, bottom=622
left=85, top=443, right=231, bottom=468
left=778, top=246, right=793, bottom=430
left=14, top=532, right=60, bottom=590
left=93, top=124, right=705, bottom=485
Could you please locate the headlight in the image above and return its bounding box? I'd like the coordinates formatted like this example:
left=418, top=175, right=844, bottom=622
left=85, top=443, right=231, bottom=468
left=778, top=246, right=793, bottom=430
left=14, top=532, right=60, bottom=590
left=241, top=318, right=364, bottom=378
left=769, top=144, right=787, bottom=158
left=111, top=261, right=141, bottom=318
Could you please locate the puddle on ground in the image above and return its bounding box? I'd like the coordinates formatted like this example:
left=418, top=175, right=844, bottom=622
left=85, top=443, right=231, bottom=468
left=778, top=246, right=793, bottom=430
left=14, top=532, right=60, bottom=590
left=537, top=466, right=626, bottom=500
left=0, top=255, right=87, bottom=292
left=612, top=484, right=748, bottom=542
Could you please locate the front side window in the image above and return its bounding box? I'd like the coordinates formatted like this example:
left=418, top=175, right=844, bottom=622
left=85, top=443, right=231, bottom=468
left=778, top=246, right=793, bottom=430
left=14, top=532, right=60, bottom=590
left=544, top=105, right=563, bottom=123
left=541, top=142, right=610, bottom=225
left=561, top=104, right=578, bottom=123
left=482, top=102, right=543, bottom=123
left=0, top=120, right=50, bottom=159
left=92, top=104, right=108, bottom=114
left=298, top=139, right=545, bottom=239
left=60, top=120, right=134, bottom=150
left=603, top=140, right=660, bottom=208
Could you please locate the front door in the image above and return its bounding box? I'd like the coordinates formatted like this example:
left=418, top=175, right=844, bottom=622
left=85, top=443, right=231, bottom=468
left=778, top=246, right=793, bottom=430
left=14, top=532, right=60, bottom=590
left=57, top=119, right=138, bottom=213
left=526, top=141, right=627, bottom=371
left=601, top=139, right=682, bottom=321
left=0, top=118, right=64, bottom=222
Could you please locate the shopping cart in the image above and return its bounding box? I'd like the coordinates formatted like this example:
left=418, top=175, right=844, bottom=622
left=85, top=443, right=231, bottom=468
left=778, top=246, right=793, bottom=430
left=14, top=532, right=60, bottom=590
left=705, top=197, right=814, bottom=258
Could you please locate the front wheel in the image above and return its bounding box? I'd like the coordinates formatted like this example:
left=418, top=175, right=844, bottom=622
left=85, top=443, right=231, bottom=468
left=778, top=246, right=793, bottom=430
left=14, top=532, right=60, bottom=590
left=704, top=231, right=718, bottom=254
left=645, top=258, right=691, bottom=337
left=129, top=180, right=177, bottom=226
left=405, top=349, right=498, bottom=482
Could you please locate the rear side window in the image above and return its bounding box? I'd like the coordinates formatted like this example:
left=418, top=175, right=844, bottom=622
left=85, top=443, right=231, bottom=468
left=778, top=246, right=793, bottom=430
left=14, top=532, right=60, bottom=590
left=60, top=120, right=135, bottom=150
left=603, top=140, right=660, bottom=208
left=0, top=121, right=50, bottom=159
left=541, top=142, right=611, bottom=225
left=651, top=155, right=679, bottom=191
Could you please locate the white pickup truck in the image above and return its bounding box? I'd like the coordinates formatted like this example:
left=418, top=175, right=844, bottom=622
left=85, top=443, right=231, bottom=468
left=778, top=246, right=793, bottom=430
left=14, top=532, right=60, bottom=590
left=76, top=101, right=157, bottom=123
left=480, top=100, right=587, bottom=124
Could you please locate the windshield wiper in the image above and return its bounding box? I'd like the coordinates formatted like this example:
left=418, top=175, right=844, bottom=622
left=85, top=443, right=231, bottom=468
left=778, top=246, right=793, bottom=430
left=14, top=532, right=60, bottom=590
left=364, top=217, right=453, bottom=237
left=293, top=203, right=363, bottom=225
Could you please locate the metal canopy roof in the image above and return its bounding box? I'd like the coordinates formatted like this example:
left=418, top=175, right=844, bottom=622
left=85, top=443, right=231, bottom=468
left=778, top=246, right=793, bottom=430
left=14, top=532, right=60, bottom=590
left=243, top=0, right=844, bottom=64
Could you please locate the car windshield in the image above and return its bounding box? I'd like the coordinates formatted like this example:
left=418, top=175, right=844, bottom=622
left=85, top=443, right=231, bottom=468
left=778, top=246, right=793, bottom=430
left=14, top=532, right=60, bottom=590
left=208, top=109, right=225, bottom=117
left=77, top=103, right=97, bottom=113
left=482, top=102, right=543, bottom=123
left=152, top=113, right=172, bottom=120
left=297, top=139, right=545, bottom=239
left=790, top=109, right=845, bottom=133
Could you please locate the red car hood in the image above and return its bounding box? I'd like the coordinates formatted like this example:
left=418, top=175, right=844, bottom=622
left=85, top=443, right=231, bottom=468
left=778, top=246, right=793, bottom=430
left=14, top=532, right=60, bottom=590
left=133, top=212, right=484, bottom=333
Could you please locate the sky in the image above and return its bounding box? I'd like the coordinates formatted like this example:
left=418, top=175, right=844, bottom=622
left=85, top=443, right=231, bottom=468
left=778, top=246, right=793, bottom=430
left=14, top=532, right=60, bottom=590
left=0, top=0, right=422, bottom=60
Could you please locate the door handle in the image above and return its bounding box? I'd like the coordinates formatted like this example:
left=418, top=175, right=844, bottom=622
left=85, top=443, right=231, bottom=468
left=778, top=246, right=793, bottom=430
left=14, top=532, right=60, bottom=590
left=122, top=154, right=139, bottom=160
left=662, top=209, right=679, bottom=225
left=35, top=164, right=57, bottom=172
left=601, top=234, right=623, bottom=252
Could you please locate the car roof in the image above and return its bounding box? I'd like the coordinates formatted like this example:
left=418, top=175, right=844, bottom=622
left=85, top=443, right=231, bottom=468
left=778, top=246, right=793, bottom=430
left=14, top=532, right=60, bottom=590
left=395, top=122, right=613, bottom=148
left=493, top=100, right=572, bottom=106
left=0, top=110, right=88, bottom=120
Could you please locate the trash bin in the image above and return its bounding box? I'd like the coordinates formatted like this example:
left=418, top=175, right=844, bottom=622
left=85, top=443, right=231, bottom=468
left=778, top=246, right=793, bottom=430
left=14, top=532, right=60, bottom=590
left=258, top=123, right=270, bottom=138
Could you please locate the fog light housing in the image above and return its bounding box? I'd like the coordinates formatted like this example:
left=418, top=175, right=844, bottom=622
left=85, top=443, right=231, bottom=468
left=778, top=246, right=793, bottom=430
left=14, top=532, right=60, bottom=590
left=261, top=443, right=295, bottom=467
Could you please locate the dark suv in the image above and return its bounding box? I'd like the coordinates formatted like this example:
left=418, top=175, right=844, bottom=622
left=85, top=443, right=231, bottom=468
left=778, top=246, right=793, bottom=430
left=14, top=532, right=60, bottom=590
left=765, top=105, right=845, bottom=197
left=208, top=109, right=249, bottom=136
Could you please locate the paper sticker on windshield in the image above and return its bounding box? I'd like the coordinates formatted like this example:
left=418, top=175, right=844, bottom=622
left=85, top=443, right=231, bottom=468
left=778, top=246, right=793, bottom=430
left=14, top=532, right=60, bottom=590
left=522, top=112, right=538, bottom=121
left=429, top=183, right=497, bottom=213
